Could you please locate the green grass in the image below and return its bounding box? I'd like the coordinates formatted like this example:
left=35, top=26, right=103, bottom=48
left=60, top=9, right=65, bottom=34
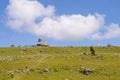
left=0, top=46, right=120, bottom=80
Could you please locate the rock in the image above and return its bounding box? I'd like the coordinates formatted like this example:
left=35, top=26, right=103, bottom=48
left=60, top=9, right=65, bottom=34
left=80, top=67, right=93, bottom=75
left=44, top=68, right=49, bottom=72
left=10, top=72, right=15, bottom=78
left=83, top=68, right=93, bottom=75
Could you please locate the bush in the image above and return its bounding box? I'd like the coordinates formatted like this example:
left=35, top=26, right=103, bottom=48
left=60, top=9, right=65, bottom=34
left=90, top=46, right=96, bottom=56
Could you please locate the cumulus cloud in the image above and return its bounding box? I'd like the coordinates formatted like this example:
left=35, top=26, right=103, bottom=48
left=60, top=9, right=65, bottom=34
left=6, top=0, right=120, bottom=41
left=92, top=23, right=120, bottom=40
left=34, top=14, right=104, bottom=41
left=7, top=0, right=55, bottom=31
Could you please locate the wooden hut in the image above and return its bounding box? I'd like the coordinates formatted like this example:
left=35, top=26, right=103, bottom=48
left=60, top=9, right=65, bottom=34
left=37, top=38, right=48, bottom=46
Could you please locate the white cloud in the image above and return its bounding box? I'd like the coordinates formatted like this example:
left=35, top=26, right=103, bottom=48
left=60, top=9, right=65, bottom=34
left=34, top=14, right=104, bottom=41
left=103, top=24, right=120, bottom=39
left=92, top=23, right=120, bottom=40
left=7, top=0, right=55, bottom=31
left=6, top=0, right=120, bottom=41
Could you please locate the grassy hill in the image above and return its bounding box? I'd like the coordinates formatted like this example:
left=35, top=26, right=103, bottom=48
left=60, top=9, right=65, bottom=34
left=0, top=46, right=120, bottom=80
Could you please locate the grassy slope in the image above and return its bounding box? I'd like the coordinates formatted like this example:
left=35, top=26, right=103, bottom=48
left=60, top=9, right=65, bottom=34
left=0, top=46, right=120, bottom=80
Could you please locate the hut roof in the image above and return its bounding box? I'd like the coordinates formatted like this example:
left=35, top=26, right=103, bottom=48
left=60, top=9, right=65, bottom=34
left=38, top=41, right=48, bottom=45
left=37, top=39, right=48, bottom=46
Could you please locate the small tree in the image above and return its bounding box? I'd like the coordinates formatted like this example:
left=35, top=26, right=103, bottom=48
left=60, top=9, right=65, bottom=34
left=90, top=46, right=95, bottom=56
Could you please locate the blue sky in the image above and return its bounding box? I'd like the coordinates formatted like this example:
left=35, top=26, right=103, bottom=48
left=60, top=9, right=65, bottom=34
left=0, top=0, right=120, bottom=47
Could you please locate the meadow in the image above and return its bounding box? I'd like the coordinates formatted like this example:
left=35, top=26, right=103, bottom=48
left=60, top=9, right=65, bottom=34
left=0, top=46, right=120, bottom=80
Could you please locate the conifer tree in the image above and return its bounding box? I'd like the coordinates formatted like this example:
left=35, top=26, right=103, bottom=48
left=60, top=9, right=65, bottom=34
left=90, top=46, right=96, bottom=56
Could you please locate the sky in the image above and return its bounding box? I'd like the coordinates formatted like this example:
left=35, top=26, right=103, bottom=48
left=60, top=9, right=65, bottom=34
left=0, top=0, right=120, bottom=47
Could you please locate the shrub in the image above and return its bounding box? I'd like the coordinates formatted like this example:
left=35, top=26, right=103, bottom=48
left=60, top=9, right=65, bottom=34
left=90, top=46, right=96, bottom=56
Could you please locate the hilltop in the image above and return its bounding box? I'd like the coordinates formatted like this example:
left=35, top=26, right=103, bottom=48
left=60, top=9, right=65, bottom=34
left=0, top=46, right=120, bottom=80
